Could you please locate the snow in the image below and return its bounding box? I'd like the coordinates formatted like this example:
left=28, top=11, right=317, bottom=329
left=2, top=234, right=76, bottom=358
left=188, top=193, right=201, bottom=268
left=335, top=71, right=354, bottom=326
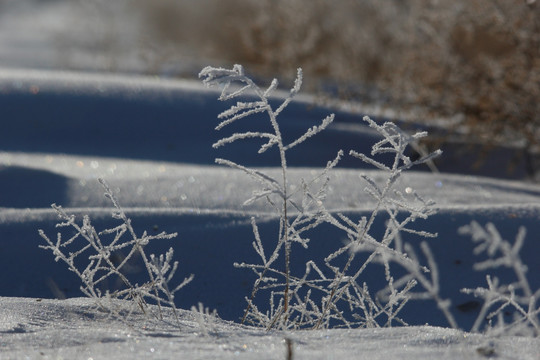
left=0, top=2, right=540, bottom=359
left=2, top=297, right=539, bottom=360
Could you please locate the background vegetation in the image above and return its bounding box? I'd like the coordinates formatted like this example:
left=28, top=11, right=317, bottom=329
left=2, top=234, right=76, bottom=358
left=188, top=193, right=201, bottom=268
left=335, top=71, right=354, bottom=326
left=67, top=0, right=540, bottom=179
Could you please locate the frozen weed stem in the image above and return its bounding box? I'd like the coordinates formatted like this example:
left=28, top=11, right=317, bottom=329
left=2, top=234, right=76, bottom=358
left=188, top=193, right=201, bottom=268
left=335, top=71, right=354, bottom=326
left=200, top=64, right=337, bottom=329
left=191, top=302, right=219, bottom=336
left=39, top=179, right=193, bottom=326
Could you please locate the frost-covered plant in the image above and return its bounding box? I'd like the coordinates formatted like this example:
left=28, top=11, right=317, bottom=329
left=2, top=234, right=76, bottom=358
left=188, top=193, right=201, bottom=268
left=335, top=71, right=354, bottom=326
left=191, top=302, right=219, bottom=337
left=199, top=64, right=340, bottom=329
left=39, top=179, right=193, bottom=326
left=200, top=64, right=452, bottom=330
left=459, top=221, right=540, bottom=336
left=306, top=117, right=456, bottom=329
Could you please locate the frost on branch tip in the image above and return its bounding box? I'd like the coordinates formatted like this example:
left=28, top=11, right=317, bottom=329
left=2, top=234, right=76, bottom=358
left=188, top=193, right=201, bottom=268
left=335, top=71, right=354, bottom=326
left=199, top=64, right=252, bottom=101
left=350, top=116, right=442, bottom=173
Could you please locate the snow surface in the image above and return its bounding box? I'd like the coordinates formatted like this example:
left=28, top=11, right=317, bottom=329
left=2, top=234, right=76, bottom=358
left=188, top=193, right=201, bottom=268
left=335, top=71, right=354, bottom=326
left=0, top=67, right=539, bottom=358
left=2, top=297, right=539, bottom=360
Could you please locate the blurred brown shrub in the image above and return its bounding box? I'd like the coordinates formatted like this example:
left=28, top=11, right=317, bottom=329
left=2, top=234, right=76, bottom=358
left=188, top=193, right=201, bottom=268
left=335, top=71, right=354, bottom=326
left=133, top=0, right=539, bottom=177
left=383, top=0, right=540, bottom=177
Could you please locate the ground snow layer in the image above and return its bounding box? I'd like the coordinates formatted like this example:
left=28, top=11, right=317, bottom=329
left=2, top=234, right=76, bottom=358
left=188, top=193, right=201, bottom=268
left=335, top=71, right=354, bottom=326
left=2, top=297, right=539, bottom=360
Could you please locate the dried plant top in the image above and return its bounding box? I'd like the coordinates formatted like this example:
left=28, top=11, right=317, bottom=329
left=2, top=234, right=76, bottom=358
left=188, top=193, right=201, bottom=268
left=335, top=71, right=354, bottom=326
left=39, top=179, right=193, bottom=327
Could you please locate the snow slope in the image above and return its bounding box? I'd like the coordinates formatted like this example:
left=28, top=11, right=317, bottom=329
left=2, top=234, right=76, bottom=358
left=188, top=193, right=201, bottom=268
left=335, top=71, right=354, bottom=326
left=0, top=68, right=539, bottom=358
